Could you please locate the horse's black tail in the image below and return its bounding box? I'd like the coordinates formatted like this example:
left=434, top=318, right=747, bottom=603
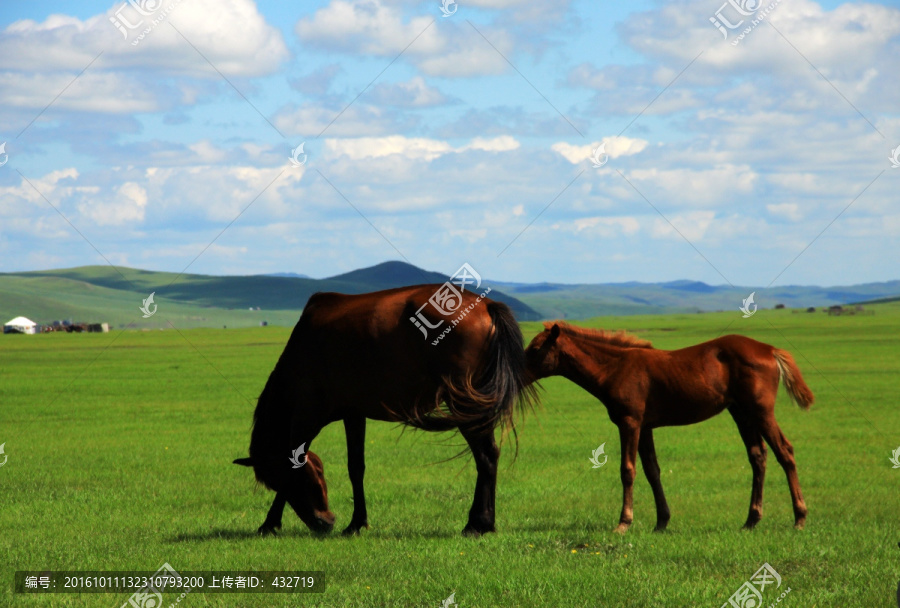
left=474, top=301, right=539, bottom=435
left=407, top=301, right=538, bottom=442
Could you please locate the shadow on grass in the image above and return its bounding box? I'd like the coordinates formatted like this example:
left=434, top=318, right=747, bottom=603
left=170, top=528, right=272, bottom=542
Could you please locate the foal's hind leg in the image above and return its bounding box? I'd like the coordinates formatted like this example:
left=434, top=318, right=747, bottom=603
left=342, top=416, right=370, bottom=536
left=728, top=407, right=767, bottom=530
left=460, top=425, right=500, bottom=537
left=638, top=429, right=670, bottom=532
left=258, top=492, right=287, bottom=536
left=758, top=417, right=808, bottom=529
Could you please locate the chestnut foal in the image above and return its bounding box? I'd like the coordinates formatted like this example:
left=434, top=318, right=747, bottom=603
left=525, top=322, right=813, bottom=533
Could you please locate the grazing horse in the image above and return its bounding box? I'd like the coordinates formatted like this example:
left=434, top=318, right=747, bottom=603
left=234, top=285, right=536, bottom=537
left=525, top=322, right=813, bottom=533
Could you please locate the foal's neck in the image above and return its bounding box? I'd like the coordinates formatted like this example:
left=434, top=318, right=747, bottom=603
left=558, top=337, right=626, bottom=394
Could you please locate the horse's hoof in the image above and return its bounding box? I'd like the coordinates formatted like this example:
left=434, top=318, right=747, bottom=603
left=652, top=524, right=668, bottom=533
left=257, top=524, right=279, bottom=536
left=462, top=525, right=494, bottom=537
left=614, top=523, right=631, bottom=534
left=342, top=523, right=369, bottom=536
left=794, top=519, right=806, bottom=530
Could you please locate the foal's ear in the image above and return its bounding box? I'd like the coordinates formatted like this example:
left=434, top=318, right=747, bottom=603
left=549, top=323, right=561, bottom=340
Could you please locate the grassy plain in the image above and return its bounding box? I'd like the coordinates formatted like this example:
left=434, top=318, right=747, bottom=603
left=1, top=304, right=898, bottom=606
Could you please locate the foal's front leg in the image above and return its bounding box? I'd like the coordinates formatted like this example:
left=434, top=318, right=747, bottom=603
left=615, top=420, right=641, bottom=534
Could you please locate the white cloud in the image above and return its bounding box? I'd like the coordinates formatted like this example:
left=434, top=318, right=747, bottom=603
left=77, top=182, right=148, bottom=226
left=571, top=216, right=641, bottom=236
left=322, top=134, right=521, bottom=161
left=651, top=211, right=716, bottom=242
left=295, top=0, right=511, bottom=77
left=624, top=165, right=758, bottom=207
left=552, top=137, right=649, bottom=164
left=368, top=77, right=449, bottom=108
left=0, top=0, right=288, bottom=77
left=461, top=136, right=520, bottom=153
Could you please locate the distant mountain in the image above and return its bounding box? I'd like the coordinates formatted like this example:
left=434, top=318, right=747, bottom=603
left=264, top=272, right=311, bottom=279
left=0, top=261, right=541, bottom=327
left=1, top=261, right=898, bottom=327
left=498, top=279, right=900, bottom=319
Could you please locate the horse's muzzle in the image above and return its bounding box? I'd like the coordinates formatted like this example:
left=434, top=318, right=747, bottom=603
left=312, top=511, right=335, bottom=534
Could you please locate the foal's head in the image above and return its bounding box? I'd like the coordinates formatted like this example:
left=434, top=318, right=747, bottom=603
left=524, top=323, right=563, bottom=381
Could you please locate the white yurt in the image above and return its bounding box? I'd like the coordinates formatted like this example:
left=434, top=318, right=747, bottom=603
left=3, top=317, right=38, bottom=334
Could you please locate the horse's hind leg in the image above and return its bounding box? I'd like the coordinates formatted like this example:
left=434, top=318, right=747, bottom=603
left=342, top=416, right=369, bottom=536
left=728, top=407, right=767, bottom=530
left=258, top=492, right=287, bottom=536
left=758, top=417, right=807, bottom=529
left=460, top=425, right=499, bottom=537
left=638, top=428, right=670, bottom=532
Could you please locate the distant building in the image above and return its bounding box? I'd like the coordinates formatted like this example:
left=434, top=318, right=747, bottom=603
left=775, top=303, right=785, bottom=309
left=3, top=316, right=38, bottom=334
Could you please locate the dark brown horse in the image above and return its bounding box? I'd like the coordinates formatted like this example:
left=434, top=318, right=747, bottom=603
left=525, top=322, right=813, bottom=533
left=234, top=284, right=535, bottom=536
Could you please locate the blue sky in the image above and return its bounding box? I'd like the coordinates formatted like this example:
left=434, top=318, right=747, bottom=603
left=0, top=0, right=897, bottom=286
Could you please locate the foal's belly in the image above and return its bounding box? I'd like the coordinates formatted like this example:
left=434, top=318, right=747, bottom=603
left=647, top=395, right=729, bottom=428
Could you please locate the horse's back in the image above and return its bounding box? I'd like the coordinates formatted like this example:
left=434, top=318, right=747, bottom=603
left=283, top=285, right=499, bottom=419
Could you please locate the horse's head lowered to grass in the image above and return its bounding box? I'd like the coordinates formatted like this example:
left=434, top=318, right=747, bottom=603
left=234, top=450, right=335, bottom=534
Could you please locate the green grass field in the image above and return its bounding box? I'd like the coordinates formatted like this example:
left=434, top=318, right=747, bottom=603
left=1, top=305, right=898, bottom=607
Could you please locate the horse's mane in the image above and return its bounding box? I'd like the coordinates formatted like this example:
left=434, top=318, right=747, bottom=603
left=545, top=321, right=653, bottom=349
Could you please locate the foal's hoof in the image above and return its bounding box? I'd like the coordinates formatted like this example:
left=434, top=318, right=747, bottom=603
left=257, top=524, right=280, bottom=536
left=793, top=518, right=806, bottom=530
left=613, top=523, right=631, bottom=535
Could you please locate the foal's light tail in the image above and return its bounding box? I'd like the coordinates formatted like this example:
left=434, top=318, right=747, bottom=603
left=773, top=349, right=814, bottom=410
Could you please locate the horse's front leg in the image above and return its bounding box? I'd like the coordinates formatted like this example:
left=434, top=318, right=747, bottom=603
left=258, top=492, right=287, bottom=536
left=460, top=425, right=499, bottom=537
left=342, top=416, right=370, bottom=536
left=615, top=419, right=641, bottom=534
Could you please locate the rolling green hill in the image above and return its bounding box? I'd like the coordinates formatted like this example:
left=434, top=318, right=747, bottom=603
left=0, top=262, right=541, bottom=329
left=2, top=261, right=898, bottom=329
